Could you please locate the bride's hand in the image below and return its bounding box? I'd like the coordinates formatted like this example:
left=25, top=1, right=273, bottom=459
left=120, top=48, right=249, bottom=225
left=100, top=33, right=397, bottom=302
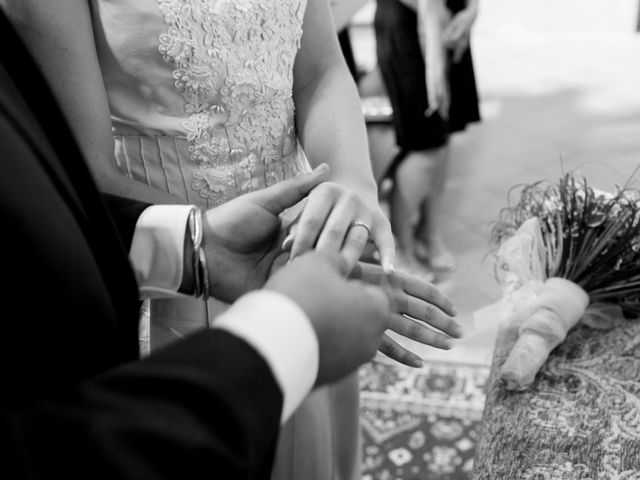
left=201, top=165, right=329, bottom=303
left=350, top=262, right=463, bottom=367
left=286, top=182, right=395, bottom=272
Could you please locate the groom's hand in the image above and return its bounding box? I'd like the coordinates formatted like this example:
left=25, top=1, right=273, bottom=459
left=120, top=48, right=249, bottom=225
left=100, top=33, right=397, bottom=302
left=202, top=164, right=330, bottom=303
left=265, top=251, right=390, bottom=386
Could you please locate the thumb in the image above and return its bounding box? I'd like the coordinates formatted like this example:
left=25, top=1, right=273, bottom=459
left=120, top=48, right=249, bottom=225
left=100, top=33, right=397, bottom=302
left=257, top=163, right=330, bottom=214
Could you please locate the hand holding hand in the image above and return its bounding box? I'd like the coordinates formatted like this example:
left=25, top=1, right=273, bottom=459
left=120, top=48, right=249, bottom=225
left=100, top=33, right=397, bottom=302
left=202, top=164, right=329, bottom=303
left=265, top=251, right=390, bottom=386
left=350, top=262, right=463, bottom=367
left=285, top=182, right=395, bottom=272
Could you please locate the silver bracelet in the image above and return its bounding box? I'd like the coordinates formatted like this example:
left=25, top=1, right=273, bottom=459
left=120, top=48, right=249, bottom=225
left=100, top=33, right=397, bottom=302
left=187, top=207, right=204, bottom=298
left=197, top=209, right=210, bottom=303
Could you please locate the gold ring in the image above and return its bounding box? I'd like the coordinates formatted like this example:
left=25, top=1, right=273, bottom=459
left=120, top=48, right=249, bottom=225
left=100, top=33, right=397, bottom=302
left=351, top=220, right=372, bottom=237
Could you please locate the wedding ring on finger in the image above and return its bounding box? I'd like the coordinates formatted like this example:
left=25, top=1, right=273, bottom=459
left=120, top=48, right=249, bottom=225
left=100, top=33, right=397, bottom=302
left=350, top=220, right=372, bottom=238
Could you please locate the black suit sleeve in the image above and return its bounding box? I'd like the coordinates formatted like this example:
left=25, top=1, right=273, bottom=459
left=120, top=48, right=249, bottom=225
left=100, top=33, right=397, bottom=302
left=103, top=193, right=152, bottom=250
left=3, top=329, right=283, bottom=479
left=0, top=9, right=285, bottom=478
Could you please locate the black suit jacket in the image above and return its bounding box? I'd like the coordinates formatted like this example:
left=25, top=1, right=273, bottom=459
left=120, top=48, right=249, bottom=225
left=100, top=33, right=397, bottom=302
left=0, top=10, right=281, bottom=478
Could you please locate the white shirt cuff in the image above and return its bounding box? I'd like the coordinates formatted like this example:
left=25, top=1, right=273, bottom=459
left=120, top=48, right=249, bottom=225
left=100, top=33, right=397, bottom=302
left=129, top=205, right=194, bottom=298
left=212, top=290, right=319, bottom=424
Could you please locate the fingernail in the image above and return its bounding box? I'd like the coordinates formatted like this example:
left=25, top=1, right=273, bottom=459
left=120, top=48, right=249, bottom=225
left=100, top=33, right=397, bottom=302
left=281, top=233, right=295, bottom=251
left=411, top=357, right=424, bottom=368
left=382, top=261, right=395, bottom=274
left=313, top=163, right=328, bottom=173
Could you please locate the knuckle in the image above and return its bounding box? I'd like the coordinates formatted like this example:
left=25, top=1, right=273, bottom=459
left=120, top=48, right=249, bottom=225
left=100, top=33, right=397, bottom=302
left=346, top=191, right=362, bottom=205
left=423, top=303, right=436, bottom=319
left=422, top=284, right=437, bottom=301
left=408, top=320, right=424, bottom=339
left=325, top=225, right=345, bottom=238
left=301, top=217, right=323, bottom=232
left=429, top=289, right=451, bottom=308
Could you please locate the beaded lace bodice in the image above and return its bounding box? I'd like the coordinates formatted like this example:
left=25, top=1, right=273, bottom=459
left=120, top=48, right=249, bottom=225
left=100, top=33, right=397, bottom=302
left=94, top=0, right=310, bottom=206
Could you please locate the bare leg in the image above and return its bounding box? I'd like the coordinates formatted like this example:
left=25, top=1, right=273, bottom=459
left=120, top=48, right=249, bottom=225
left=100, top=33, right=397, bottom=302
left=390, top=153, right=424, bottom=255
left=414, top=144, right=456, bottom=271
left=390, top=146, right=448, bottom=277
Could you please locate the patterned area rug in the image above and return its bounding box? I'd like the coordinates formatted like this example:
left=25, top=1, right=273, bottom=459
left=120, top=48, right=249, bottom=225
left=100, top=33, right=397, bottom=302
left=359, top=357, right=490, bottom=480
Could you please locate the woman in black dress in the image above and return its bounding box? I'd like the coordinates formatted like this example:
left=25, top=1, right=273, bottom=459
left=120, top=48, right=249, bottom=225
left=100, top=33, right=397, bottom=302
left=375, top=0, right=481, bottom=277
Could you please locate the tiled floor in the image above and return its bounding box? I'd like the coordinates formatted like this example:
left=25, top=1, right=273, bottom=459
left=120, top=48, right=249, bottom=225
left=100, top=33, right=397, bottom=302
left=351, top=2, right=640, bottom=366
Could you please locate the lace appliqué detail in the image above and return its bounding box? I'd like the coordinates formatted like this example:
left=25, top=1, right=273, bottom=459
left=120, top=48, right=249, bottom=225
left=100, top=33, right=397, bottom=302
left=155, top=0, right=309, bottom=206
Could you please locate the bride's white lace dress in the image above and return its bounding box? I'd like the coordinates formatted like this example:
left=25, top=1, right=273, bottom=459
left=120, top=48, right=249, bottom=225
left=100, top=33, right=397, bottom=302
left=91, top=1, right=360, bottom=479
left=96, top=0, right=310, bottom=204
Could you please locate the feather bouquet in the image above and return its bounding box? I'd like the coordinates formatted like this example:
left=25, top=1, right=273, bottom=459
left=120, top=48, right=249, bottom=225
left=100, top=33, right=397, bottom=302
left=486, top=169, right=640, bottom=390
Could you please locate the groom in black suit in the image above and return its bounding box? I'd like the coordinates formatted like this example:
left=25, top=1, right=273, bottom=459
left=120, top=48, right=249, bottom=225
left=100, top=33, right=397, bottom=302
left=0, top=9, right=391, bottom=479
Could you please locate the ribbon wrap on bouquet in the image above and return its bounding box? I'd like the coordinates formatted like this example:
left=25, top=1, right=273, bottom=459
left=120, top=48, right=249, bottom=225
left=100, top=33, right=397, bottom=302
left=477, top=217, right=623, bottom=391
left=500, top=277, right=588, bottom=390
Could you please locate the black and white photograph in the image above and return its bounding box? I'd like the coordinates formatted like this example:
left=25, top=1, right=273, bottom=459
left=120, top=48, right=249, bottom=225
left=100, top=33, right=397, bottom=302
left=1, top=0, right=640, bottom=478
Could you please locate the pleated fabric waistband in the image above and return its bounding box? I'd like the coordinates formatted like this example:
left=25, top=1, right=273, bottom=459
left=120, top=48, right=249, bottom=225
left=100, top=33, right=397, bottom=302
left=114, top=134, right=311, bottom=210
left=114, top=135, right=202, bottom=205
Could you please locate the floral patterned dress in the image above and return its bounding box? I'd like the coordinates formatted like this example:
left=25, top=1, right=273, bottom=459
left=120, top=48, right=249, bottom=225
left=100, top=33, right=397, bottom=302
left=91, top=1, right=360, bottom=479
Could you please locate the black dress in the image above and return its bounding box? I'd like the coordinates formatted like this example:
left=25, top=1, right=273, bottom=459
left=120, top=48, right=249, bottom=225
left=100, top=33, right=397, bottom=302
left=374, top=0, right=481, bottom=153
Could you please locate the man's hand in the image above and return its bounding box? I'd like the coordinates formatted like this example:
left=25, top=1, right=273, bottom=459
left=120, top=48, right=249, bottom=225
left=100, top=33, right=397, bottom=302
left=285, top=181, right=396, bottom=273
left=265, top=251, right=390, bottom=386
left=202, top=164, right=329, bottom=303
